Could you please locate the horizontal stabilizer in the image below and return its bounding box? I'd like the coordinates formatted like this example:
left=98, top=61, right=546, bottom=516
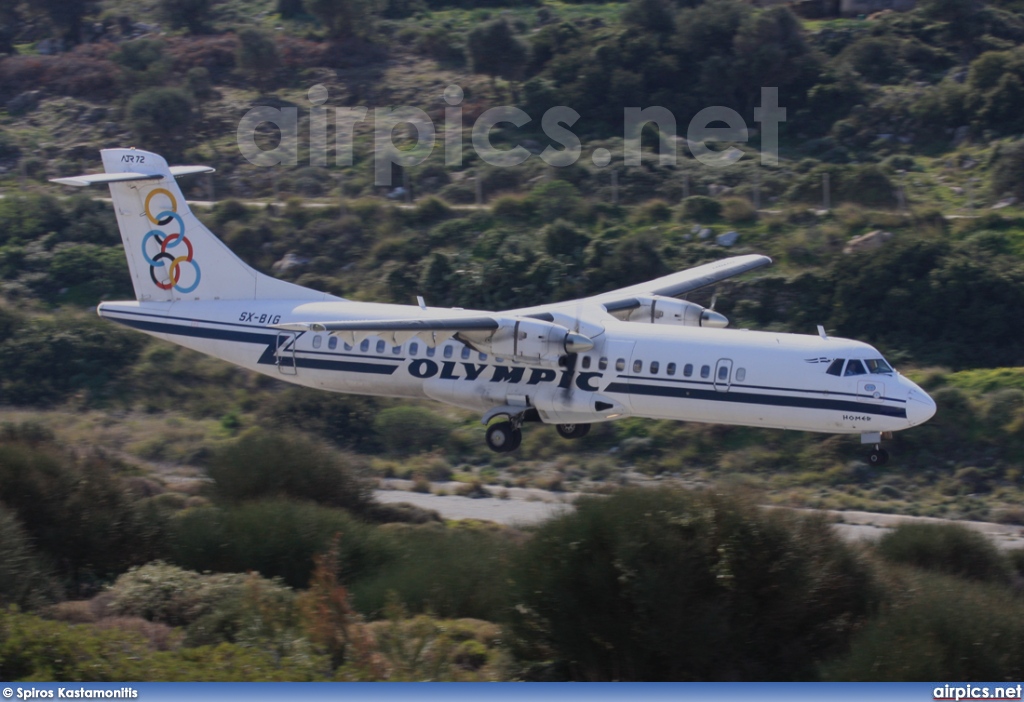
left=50, top=172, right=162, bottom=187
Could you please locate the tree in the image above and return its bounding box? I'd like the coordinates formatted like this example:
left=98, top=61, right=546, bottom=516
left=236, top=29, right=280, bottom=93
left=467, top=18, right=527, bottom=90
left=306, top=0, right=377, bottom=40
left=127, top=88, right=194, bottom=161
left=158, top=0, right=217, bottom=34
left=509, top=488, right=877, bottom=681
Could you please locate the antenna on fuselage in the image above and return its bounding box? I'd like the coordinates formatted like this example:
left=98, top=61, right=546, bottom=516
left=817, top=325, right=828, bottom=340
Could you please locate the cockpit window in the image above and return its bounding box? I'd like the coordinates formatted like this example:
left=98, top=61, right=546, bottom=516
left=844, top=359, right=867, bottom=376
left=826, top=359, right=844, bottom=376
left=866, top=358, right=894, bottom=374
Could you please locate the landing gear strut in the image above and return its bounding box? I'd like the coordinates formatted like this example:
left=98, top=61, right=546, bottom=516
left=556, top=423, right=591, bottom=439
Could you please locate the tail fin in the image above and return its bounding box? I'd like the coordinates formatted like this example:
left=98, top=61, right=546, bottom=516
left=52, top=148, right=319, bottom=302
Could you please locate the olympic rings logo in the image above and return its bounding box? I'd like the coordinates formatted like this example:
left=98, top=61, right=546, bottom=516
left=140, top=188, right=202, bottom=294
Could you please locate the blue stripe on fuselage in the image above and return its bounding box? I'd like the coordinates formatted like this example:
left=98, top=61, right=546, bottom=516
left=104, top=314, right=398, bottom=376
left=604, top=381, right=907, bottom=419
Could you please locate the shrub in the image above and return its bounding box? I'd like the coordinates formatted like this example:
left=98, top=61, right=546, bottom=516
left=721, top=196, right=757, bottom=223
left=0, top=608, right=326, bottom=681
left=0, top=505, right=61, bottom=609
left=0, top=436, right=166, bottom=587
left=372, top=406, right=455, bottom=455
left=105, top=561, right=291, bottom=628
left=680, top=195, right=722, bottom=221
left=127, top=88, right=194, bottom=161
left=350, top=523, right=513, bottom=620
left=508, top=488, right=878, bottom=681
left=824, top=570, right=1024, bottom=680
left=170, top=499, right=384, bottom=587
left=875, top=523, right=1010, bottom=583
left=206, top=429, right=373, bottom=512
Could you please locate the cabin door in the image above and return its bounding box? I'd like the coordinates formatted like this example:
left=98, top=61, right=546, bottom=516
left=276, top=332, right=297, bottom=375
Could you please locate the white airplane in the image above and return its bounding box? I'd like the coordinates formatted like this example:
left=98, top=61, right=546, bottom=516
left=54, top=148, right=936, bottom=465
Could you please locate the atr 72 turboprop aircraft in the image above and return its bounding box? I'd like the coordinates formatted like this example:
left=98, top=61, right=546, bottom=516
left=54, top=149, right=936, bottom=464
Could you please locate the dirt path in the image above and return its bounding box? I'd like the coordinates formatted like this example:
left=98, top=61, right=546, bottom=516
left=375, top=487, right=1024, bottom=549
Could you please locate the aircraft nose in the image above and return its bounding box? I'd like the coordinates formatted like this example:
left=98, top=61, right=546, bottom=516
left=906, top=387, right=937, bottom=426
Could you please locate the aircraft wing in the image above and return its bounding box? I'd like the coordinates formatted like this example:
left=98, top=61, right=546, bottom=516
left=274, top=316, right=499, bottom=347
left=586, top=254, right=772, bottom=303
left=273, top=313, right=593, bottom=361
left=513, top=254, right=772, bottom=318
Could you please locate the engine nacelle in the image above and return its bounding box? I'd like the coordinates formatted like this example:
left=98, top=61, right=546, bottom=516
left=474, top=318, right=594, bottom=365
left=614, top=296, right=728, bottom=328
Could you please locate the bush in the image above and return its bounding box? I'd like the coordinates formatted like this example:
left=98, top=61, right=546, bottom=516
left=0, top=505, right=61, bottom=609
left=106, top=561, right=282, bottom=627
left=372, top=406, right=455, bottom=455
left=127, top=88, right=194, bottom=161
left=508, top=488, right=878, bottom=681
left=0, top=435, right=166, bottom=587
left=206, top=430, right=373, bottom=512
left=0, top=608, right=326, bottom=681
left=170, top=499, right=384, bottom=588
left=721, top=197, right=757, bottom=223
left=350, top=523, right=513, bottom=620
left=824, top=570, right=1024, bottom=680
left=875, top=523, right=1010, bottom=583
left=680, top=195, right=722, bottom=221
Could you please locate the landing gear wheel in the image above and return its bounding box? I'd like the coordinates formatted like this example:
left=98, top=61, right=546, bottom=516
left=509, top=428, right=522, bottom=451
left=869, top=448, right=890, bottom=466
left=486, top=421, right=516, bottom=453
left=556, top=423, right=591, bottom=439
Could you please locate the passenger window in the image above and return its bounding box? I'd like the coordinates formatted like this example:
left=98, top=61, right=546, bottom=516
left=599, top=357, right=608, bottom=370
left=328, top=336, right=338, bottom=350
left=461, top=347, right=471, bottom=360
left=718, top=366, right=728, bottom=381
left=700, top=365, right=710, bottom=379
left=479, top=353, right=487, bottom=361
left=650, top=361, right=659, bottom=374
left=633, top=359, right=643, bottom=373
left=312, top=335, right=322, bottom=349
left=409, top=342, right=419, bottom=356
left=443, top=346, right=453, bottom=359
left=616, top=358, right=625, bottom=371
left=582, top=356, right=591, bottom=370
left=392, top=345, right=401, bottom=355
left=426, top=346, right=436, bottom=357
left=667, top=362, right=676, bottom=376
left=826, top=359, right=845, bottom=376
left=736, top=368, right=746, bottom=382
left=344, top=342, right=352, bottom=351
left=844, top=360, right=867, bottom=376
left=376, top=340, right=386, bottom=353
left=359, top=339, right=370, bottom=352
left=683, top=363, right=693, bottom=377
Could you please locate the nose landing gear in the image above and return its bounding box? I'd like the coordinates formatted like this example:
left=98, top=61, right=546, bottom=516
left=868, top=445, right=890, bottom=466
left=862, top=432, right=892, bottom=466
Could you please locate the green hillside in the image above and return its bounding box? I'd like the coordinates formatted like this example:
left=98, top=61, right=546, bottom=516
left=4, top=0, right=1024, bottom=681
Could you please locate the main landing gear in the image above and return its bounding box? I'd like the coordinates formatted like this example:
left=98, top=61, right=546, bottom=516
left=486, top=419, right=522, bottom=453
left=556, top=423, right=591, bottom=439
left=482, top=410, right=593, bottom=453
